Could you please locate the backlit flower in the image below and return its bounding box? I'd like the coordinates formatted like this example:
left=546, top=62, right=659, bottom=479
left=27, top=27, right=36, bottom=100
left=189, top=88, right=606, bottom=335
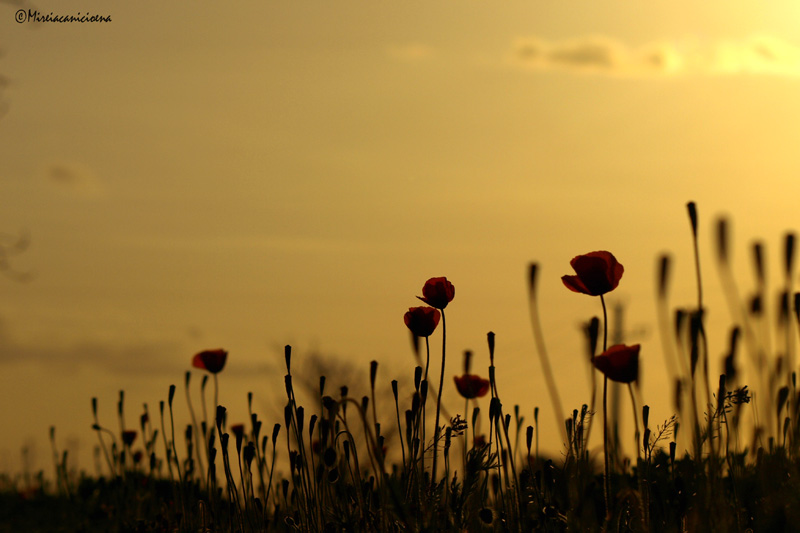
left=230, top=424, right=245, bottom=440
left=454, top=374, right=491, bottom=399
left=593, top=344, right=640, bottom=383
left=562, top=251, right=624, bottom=296
left=404, top=306, right=441, bottom=337
left=121, top=430, right=137, bottom=446
left=192, top=349, right=228, bottom=374
left=417, top=277, right=455, bottom=309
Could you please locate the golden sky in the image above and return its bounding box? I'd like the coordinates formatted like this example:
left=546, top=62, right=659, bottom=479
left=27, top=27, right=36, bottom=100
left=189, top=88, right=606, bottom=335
left=2, top=0, right=800, bottom=475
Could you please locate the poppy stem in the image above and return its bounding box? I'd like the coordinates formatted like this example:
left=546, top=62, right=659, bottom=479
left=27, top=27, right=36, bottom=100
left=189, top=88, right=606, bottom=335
left=431, top=309, right=447, bottom=487
left=184, top=372, right=206, bottom=488
left=600, top=294, right=608, bottom=353
left=424, top=336, right=431, bottom=382
left=423, top=336, right=430, bottom=479
left=628, top=383, right=642, bottom=462
left=602, top=374, right=612, bottom=526
left=214, top=374, right=219, bottom=418
left=463, top=396, right=469, bottom=480
left=528, top=264, right=568, bottom=446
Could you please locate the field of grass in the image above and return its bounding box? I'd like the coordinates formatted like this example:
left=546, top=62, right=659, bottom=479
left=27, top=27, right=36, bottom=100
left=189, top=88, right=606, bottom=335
left=3, top=202, right=800, bottom=532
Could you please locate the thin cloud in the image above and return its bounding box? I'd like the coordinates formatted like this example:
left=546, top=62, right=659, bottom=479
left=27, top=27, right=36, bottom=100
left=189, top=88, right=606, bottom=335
left=546, top=37, right=622, bottom=69
left=44, top=161, right=105, bottom=198
left=512, top=34, right=800, bottom=77
left=123, top=233, right=386, bottom=255
left=0, top=320, right=185, bottom=376
left=386, top=43, right=435, bottom=63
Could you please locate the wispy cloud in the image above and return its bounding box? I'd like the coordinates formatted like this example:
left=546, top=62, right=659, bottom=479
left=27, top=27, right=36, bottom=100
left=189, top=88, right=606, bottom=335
left=44, top=161, right=106, bottom=198
left=386, top=43, right=435, bottom=63
left=0, top=319, right=185, bottom=376
left=512, top=35, right=800, bottom=77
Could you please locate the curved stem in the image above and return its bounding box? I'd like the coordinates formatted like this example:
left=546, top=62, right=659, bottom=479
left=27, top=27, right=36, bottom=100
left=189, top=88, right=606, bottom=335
left=600, top=294, right=608, bottom=352
left=528, top=266, right=568, bottom=444
left=603, top=375, right=612, bottom=526
left=213, top=374, right=219, bottom=417
left=185, top=374, right=206, bottom=485
left=422, top=336, right=430, bottom=479
left=424, top=336, right=431, bottom=382
left=431, top=309, right=447, bottom=486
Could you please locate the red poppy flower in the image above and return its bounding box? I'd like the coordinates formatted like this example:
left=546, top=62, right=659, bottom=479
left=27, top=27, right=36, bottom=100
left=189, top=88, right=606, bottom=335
left=192, top=349, right=228, bottom=374
left=561, top=251, right=624, bottom=296
left=404, top=306, right=441, bottom=337
left=454, top=374, right=491, bottom=399
left=230, top=424, right=245, bottom=439
left=311, top=439, right=322, bottom=455
left=592, top=344, right=640, bottom=383
left=417, top=277, right=455, bottom=310
left=121, top=430, right=137, bottom=446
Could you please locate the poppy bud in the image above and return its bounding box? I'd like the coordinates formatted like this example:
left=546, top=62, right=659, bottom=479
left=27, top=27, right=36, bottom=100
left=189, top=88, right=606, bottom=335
left=244, top=442, right=256, bottom=468
left=121, top=430, right=137, bottom=446
left=716, top=218, right=729, bottom=265
left=216, top=405, right=227, bottom=430
left=658, top=254, right=671, bottom=300
left=272, top=423, right=281, bottom=446
left=463, top=350, right=472, bottom=375
left=308, top=415, right=317, bottom=440
left=231, top=423, right=245, bottom=441
left=752, top=242, right=765, bottom=286
left=370, top=361, right=378, bottom=389
left=687, top=202, right=698, bottom=237
left=785, top=233, right=796, bottom=279
left=528, top=263, right=539, bottom=297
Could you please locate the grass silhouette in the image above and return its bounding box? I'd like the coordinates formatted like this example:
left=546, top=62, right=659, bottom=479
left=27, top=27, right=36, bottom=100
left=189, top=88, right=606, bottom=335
left=4, top=202, right=800, bottom=532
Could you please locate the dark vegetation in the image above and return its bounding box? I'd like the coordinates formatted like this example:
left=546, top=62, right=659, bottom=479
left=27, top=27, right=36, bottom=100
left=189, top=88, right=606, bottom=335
left=3, top=203, right=800, bottom=532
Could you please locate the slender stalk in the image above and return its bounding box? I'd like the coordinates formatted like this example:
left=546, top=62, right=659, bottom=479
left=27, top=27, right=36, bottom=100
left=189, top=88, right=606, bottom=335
left=600, top=294, right=608, bottom=352
left=91, top=398, right=115, bottom=477
left=185, top=371, right=206, bottom=485
left=158, top=401, right=174, bottom=482
left=688, top=203, right=713, bottom=425
left=463, top=396, right=469, bottom=480
left=422, top=337, right=430, bottom=480
left=602, top=375, right=612, bottom=526
left=431, top=309, right=447, bottom=485
left=168, top=386, right=184, bottom=488
left=264, top=424, right=280, bottom=515
left=528, top=263, right=568, bottom=445
left=392, top=380, right=407, bottom=471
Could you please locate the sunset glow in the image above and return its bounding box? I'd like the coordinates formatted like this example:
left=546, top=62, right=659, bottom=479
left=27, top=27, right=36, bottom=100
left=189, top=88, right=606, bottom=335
left=2, top=0, right=800, bottom=481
